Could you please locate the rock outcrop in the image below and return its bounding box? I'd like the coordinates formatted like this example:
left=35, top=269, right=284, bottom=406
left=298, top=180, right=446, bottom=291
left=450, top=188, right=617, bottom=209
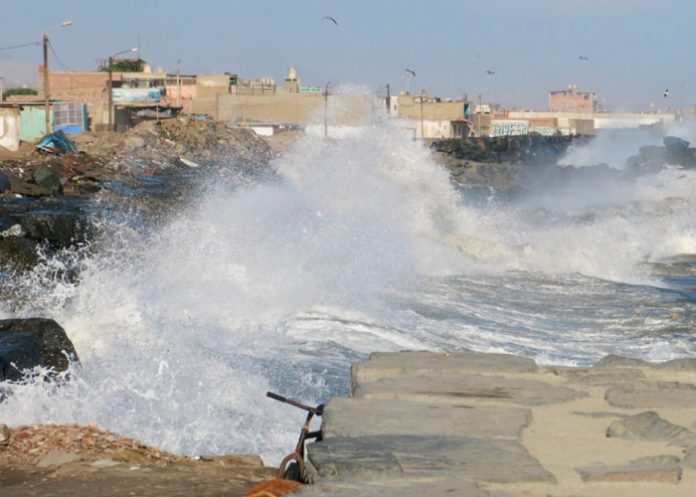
left=0, top=318, right=79, bottom=382
left=625, top=136, right=696, bottom=176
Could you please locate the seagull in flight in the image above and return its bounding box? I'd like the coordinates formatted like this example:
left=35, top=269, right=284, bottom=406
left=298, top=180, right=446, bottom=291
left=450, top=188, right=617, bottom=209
left=322, top=16, right=338, bottom=26
left=578, top=55, right=590, bottom=61
left=485, top=70, right=495, bottom=75
left=404, top=68, right=416, bottom=77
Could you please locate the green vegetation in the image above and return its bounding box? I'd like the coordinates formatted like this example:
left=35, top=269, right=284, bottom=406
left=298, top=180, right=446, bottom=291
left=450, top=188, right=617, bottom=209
left=2, top=87, right=38, bottom=100
left=99, top=59, right=145, bottom=72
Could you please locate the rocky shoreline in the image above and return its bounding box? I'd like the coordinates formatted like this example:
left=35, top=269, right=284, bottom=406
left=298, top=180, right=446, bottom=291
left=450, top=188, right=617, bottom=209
left=4, top=319, right=696, bottom=496
left=0, top=119, right=275, bottom=273
left=301, top=351, right=696, bottom=496
left=432, top=134, right=696, bottom=194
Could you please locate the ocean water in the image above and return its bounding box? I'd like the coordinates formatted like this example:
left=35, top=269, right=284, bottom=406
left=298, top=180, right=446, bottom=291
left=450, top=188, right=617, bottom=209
left=1, top=105, right=695, bottom=464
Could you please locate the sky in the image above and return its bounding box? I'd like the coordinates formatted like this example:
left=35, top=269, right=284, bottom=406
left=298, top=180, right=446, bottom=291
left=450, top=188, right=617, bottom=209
left=1, top=0, right=694, bottom=111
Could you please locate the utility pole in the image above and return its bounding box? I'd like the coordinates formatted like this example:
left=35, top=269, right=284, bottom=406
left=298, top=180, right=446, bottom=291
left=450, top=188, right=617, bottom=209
left=108, top=56, right=114, bottom=131
left=43, top=34, right=50, bottom=133
left=176, top=59, right=181, bottom=108
left=386, top=83, right=391, bottom=114
left=324, top=81, right=331, bottom=139
left=420, top=90, right=425, bottom=139
left=108, top=48, right=138, bottom=131
left=40, top=21, right=73, bottom=134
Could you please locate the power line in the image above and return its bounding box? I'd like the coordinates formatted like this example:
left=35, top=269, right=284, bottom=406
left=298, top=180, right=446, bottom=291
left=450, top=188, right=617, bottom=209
left=48, top=40, right=72, bottom=72
left=0, top=40, right=40, bottom=52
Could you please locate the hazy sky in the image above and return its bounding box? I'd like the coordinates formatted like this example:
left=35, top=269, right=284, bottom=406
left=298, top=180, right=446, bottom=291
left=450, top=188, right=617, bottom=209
left=1, top=0, right=694, bottom=111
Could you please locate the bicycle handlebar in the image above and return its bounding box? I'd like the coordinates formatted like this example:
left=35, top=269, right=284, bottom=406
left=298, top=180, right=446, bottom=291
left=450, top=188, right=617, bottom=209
left=266, top=391, right=323, bottom=415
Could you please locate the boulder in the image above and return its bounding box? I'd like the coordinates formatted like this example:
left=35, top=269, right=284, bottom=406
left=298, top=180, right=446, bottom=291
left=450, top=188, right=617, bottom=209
left=20, top=211, right=86, bottom=248
left=593, top=354, right=650, bottom=369
left=306, top=435, right=555, bottom=484
left=577, top=457, right=682, bottom=483
left=0, top=235, right=40, bottom=268
left=31, top=166, right=63, bottom=196
left=0, top=171, right=10, bottom=194
left=605, top=381, right=696, bottom=409
left=0, top=318, right=79, bottom=382
left=606, top=411, right=696, bottom=446
left=663, top=136, right=689, bottom=152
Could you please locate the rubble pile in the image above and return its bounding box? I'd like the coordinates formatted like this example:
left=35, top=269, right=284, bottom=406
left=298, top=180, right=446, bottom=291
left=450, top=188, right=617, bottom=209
left=0, top=118, right=272, bottom=200
left=0, top=423, right=183, bottom=467
left=121, top=119, right=272, bottom=168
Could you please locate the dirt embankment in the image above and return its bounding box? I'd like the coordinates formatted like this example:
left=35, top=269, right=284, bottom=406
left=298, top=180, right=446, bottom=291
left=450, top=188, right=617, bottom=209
left=0, top=423, right=276, bottom=497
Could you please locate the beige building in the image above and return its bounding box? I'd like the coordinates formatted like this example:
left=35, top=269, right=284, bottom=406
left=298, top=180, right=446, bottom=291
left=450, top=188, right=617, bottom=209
left=394, top=93, right=470, bottom=139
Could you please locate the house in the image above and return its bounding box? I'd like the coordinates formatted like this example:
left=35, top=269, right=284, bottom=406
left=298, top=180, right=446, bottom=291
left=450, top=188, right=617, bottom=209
left=39, top=61, right=196, bottom=129
left=394, top=92, right=470, bottom=139
left=549, top=84, right=597, bottom=113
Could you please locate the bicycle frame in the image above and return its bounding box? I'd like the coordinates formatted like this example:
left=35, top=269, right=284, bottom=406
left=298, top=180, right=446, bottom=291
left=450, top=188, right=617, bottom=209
left=266, top=391, right=324, bottom=481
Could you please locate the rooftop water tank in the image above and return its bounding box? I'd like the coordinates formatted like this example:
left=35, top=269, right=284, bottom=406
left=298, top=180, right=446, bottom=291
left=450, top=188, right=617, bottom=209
left=287, top=67, right=298, bottom=80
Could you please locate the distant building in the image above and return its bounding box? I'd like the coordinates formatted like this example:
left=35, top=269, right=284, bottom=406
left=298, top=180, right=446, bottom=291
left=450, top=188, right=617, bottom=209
left=549, top=84, right=597, bottom=113
left=394, top=92, right=470, bottom=139
left=40, top=63, right=196, bottom=129
left=283, top=67, right=300, bottom=93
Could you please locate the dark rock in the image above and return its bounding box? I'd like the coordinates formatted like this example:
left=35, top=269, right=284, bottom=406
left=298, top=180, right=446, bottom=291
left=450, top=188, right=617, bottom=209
left=432, top=135, right=586, bottom=167
left=0, top=236, right=40, bottom=268
left=663, top=136, right=689, bottom=151
left=0, top=318, right=79, bottom=382
left=31, top=166, right=63, bottom=196
left=9, top=177, right=51, bottom=198
left=20, top=211, right=87, bottom=248
left=0, top=171, right=10, bottom=194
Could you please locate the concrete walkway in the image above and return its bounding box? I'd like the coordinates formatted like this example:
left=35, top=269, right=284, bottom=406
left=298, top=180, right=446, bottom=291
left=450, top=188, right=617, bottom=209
left=301, top=351, right=696, bottom=496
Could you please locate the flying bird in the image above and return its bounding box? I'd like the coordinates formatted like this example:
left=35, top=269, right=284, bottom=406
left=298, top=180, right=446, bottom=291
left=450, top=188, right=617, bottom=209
left=322, top=16, right=338, bottom=26
left=485, top=70, right=495, bottom=75
left=404, top=68, right=416, bottom=77
left=578, top=55, right=590, bottom=61
left=664, top=88, right=670, bottom=98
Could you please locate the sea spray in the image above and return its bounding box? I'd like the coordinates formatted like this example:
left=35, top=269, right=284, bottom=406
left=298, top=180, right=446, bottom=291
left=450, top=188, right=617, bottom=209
left=1, top=97, right=695, bottom=463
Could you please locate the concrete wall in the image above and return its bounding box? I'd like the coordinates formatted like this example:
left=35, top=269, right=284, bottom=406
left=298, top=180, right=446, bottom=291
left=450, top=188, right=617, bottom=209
left=216, top=93, right=323, bottom=123
left=0, top=108, right=21, bottom=151
left=396, top=95, right=467, bottom=120
left=507, top=111, right=674, bottom=130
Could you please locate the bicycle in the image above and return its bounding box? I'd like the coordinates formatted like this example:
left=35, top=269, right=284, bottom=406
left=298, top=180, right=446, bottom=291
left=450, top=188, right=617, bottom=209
left=266, top=391, right=324, bottom=482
